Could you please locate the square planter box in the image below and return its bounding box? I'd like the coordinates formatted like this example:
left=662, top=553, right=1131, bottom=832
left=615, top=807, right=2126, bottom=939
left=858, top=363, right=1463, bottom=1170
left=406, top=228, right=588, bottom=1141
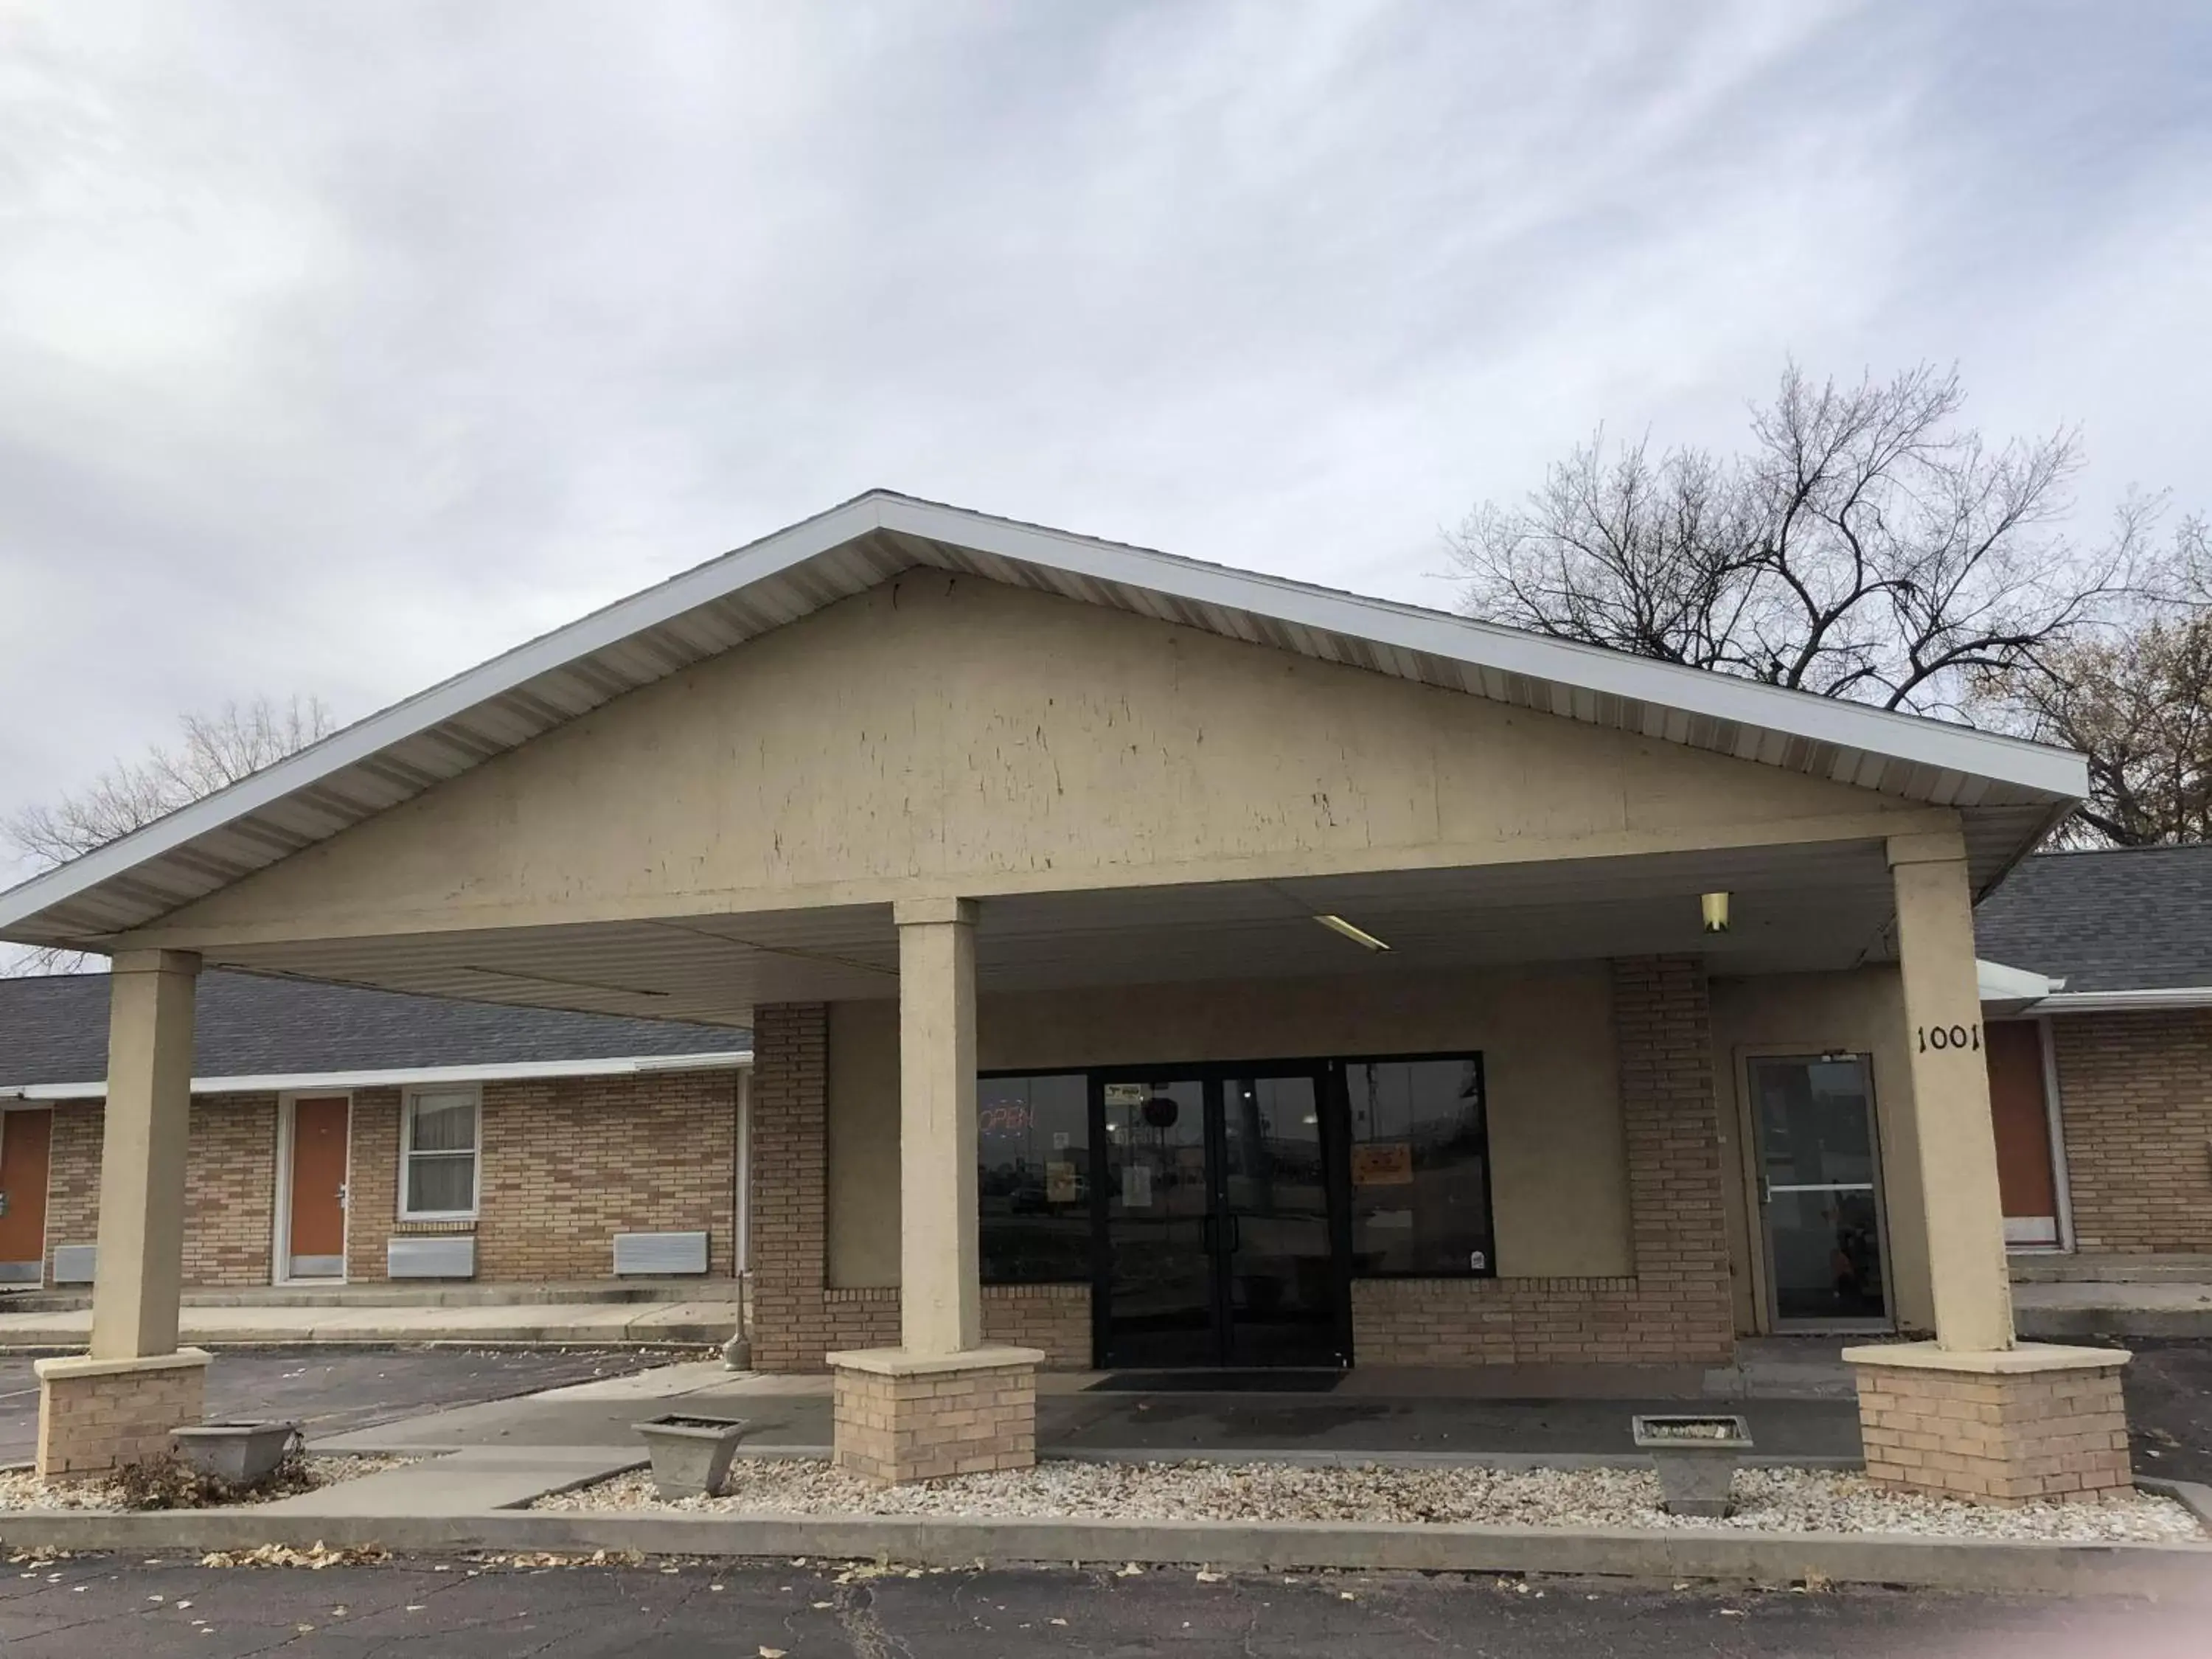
left=171, top=1422, right=301, bottom=1487
left=635, top=1414, right=748, bottom=1500
left=1631, top=1413, right=1753, bottom=1519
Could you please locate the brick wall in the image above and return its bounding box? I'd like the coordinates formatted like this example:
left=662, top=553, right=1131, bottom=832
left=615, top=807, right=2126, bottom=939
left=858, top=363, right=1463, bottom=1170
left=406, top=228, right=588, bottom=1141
left=1352, top=956, right=1736, bottom=1366
left=749, top=1004, right=1090, bottom=1371
left=343, top=1088, right=403, bottom=1283
left=184, top=1094, right=277, bottom=1287
left=474, top=1071, right=739, bottom=1280
left=42, top=1101, right=102, bottom=1279
left=44, top=1094, right=277, bottom=1289
left=2052, top=1010, right=2212, bottom=1254
left=44, top=1071, right=740, bottom=1290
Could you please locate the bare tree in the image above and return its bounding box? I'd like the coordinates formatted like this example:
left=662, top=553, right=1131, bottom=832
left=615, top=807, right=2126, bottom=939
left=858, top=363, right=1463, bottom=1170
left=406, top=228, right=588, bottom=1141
left=1975, top=518, right=2212, bottom=845
left=1453, top=364, right=2146, bottom=720
left=3, top=694, right=337, bottom=974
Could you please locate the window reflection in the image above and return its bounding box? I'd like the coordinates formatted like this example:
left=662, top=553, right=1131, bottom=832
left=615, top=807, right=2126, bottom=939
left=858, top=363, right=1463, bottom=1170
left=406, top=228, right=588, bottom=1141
left=977, top=1073, right=1091, bottom=1283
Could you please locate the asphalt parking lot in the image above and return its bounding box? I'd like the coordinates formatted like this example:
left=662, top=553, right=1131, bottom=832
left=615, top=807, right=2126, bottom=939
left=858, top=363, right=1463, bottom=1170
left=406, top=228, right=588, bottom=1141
left=0, top=1347, right=665, bottom=1466
left=0, top=1558, right=2197, bottom=1659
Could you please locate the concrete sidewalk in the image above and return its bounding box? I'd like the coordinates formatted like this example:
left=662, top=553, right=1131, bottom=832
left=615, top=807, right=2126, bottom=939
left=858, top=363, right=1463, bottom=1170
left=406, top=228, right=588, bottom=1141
left=2009, top=1256, right=2212, bottom=1339
left=311, top=1357, right=1867, bottom=1464
left=0, top=1299, right=740, bottom=1349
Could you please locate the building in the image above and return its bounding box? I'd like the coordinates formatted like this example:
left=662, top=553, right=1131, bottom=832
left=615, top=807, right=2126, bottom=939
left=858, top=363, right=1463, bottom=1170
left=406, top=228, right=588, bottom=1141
left=0, top=492, right=2132, bottom=1498
left=1974, top=845, right=2212, bottom=1259
left=0, top=970, right=749, bottom=1290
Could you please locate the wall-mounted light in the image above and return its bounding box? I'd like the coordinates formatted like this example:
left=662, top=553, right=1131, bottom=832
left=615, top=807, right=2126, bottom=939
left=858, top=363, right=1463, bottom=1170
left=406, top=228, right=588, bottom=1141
left=1314, top=914, right=1391, bottom=952
left=1700, top=891, right=1731, bottom=933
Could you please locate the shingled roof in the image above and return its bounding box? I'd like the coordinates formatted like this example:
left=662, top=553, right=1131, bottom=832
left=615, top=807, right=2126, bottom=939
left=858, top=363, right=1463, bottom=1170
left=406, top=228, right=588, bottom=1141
left=0, top=971, right=748, bottom=1091
left=1975, top=844, right=2212, bottom=994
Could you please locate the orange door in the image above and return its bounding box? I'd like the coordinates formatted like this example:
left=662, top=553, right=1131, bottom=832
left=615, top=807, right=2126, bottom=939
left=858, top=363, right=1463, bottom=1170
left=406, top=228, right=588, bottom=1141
left=287, top=1096, right=349, bottom=1277
left=1985, top=1022, right=2059, bottom=1246
left=0, top=1110, right=52, bottom=1279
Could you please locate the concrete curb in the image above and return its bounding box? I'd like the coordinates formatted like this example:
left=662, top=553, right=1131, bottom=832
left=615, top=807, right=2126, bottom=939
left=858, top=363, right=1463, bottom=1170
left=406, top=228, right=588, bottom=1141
left=0, top=1507, right=2205, bottom=1596
left=2016, top=1310, right=2212, bottom=1340
left=2138, top=1478, right=2212, bottom=1530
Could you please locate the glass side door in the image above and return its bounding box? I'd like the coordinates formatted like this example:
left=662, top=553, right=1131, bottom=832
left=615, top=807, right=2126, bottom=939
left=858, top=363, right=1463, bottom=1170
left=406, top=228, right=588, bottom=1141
left=1218, top=1072, right=1346, bottom=1366
left=1750, top=1054, right=1891, bottom=1329
left=1099, top=1077, right=1214, bottom=1367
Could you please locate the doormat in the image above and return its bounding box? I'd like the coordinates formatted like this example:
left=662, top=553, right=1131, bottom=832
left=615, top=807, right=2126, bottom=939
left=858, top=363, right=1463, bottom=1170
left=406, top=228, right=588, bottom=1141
left=1085, top=1370, right=1346, bottom=1394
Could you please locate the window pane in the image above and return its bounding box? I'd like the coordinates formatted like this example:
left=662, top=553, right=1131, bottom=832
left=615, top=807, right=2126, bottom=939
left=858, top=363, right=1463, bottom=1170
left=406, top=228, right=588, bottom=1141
left=409, top=1093, right=476, bottom=1153
left=406, top=1152, right=476, bottom=1215
left=1345, top=1057, right=1492, bottom=1276
left=977, top=1074, right=1091, bottom=1284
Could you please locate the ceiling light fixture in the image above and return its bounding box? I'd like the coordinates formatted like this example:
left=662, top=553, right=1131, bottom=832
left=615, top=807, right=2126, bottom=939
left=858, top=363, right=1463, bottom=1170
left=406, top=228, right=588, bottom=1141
left=1314, top=914, right=1391, bottom=953
left=1700, top=891, right=1731, bottom=933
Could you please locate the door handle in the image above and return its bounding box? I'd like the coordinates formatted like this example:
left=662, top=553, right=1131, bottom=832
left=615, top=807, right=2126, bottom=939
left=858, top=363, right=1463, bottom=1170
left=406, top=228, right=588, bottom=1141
left=1758, top=1175, right=1772, bottom=1208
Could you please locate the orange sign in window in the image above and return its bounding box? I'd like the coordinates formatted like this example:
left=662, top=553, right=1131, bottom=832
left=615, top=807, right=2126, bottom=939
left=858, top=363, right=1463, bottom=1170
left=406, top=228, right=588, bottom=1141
left=1350, top=1142, right=1414, bottom=1186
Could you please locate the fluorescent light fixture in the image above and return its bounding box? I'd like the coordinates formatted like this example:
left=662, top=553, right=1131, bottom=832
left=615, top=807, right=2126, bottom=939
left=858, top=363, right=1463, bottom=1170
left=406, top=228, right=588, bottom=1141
left=1314, top=914, right=1391, bottom=952
left=1700, top=891, right=1731, bottom=933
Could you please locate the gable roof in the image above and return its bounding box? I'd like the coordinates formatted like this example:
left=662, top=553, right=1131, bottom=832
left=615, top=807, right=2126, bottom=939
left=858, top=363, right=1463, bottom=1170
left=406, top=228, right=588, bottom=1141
left=1975, top=844, right=2212, bottom=997
left=0, top=490, right=2088, bottom=949
left=0, top=970, right=748, bottom=1094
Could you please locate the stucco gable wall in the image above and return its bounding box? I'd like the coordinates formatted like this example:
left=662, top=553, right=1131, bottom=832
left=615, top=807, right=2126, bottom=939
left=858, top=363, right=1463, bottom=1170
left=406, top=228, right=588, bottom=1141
left=152, top=574, right=1928, bottom=941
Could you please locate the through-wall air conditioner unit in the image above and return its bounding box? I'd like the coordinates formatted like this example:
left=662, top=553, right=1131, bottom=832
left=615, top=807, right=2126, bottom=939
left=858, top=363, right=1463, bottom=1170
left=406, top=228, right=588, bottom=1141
left=387, top=1236, right=476, bottom=1279
left=612, top=1231, right=709, bottom=1276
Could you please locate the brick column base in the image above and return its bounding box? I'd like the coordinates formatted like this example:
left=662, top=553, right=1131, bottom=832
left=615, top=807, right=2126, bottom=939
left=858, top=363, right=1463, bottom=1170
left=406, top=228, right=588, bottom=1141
left=1843, top=1342, right=2132, bottom=1505
left=34, top=1349, right=211, bottom=1479
left=827, top=1345, right=1043, bottom=1484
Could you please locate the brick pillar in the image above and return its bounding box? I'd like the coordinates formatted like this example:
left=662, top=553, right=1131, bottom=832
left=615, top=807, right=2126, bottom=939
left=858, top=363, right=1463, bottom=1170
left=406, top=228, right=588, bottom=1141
left=36, top=1350, right=209, bottom=1478
left=1610, top=956, right=1734, bottom=1360
left=748, top=1004, right=830, bottom=1372
left=1848, top=1347, right=2132, bottom=1503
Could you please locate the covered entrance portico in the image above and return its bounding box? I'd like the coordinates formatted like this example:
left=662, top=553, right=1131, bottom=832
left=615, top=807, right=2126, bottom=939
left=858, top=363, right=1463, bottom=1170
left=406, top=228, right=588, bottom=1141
left=0, top=492, right=2131, bottom=1499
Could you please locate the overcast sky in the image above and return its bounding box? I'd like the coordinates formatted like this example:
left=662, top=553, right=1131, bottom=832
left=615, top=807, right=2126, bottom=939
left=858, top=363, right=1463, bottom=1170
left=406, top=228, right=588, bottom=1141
left=3, top=1, right=2208, bottom=889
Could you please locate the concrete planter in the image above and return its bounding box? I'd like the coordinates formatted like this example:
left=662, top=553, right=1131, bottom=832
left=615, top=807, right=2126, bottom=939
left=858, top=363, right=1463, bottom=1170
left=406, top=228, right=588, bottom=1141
left=1632, top=1413, right=1753, bottom=1518
left=170, top=1422, right=300, bottom=1487
left=635, top=1414, right=748, bottom=1499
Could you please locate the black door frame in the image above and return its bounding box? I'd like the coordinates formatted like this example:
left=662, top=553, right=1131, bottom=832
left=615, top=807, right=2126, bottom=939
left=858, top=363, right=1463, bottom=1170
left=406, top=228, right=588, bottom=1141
left=1084, top=1058, right=1356, bottom=1370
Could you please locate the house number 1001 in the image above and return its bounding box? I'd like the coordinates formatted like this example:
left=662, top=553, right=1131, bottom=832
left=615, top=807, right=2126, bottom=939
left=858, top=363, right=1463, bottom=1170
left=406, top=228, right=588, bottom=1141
left=1917, top=1023, right=1981, bottom=1052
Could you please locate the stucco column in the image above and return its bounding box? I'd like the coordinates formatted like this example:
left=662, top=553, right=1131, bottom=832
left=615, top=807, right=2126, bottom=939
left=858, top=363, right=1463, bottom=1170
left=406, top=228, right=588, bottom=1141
left=1886, top=832, right=2013, bottom=1352
left=893, top=896, right=981, bottom=1356
left=90, top=949, right=200, bottom=1360
left=38, top=948, right=212, bottom=1478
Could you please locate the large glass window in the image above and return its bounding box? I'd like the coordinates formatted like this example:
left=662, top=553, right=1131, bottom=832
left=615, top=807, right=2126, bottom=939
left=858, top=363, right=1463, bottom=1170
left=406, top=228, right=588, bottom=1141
left=1343, top=1055, right=1492, bottom=1277
left=401, top=1087, right=480, bottom=1220
left=978, top=1074, right=1091, bottom=1283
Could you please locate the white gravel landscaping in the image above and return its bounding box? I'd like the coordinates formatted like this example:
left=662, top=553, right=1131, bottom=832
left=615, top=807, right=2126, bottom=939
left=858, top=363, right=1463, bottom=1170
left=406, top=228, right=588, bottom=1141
left=533, top=1458, right=2206, bottom=1544
left=0, top=1455, right=414, bottom=1512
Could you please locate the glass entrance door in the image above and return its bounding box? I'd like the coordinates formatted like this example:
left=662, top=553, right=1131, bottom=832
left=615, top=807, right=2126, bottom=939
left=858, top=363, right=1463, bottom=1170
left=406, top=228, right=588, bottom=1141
left=1099, top=1069, right=1348, bottom=1368
left=1099, top=1077, right=1214, bottom=1367
left=1218, top=1074, right=1341, bottom=1366
left=1750, top=1055, right=1891, bottom=1329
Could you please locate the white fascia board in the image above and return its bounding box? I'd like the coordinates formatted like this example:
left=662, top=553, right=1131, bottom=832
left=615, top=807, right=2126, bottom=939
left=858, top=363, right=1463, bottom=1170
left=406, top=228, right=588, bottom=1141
left=1977, top=958, right=2064, bottom=1005
left=874, top=498, right=2091, bottom=799
left=2034, top=987, right=2212, bottom=1014
left=0, top=1048, right=751, bottom=1102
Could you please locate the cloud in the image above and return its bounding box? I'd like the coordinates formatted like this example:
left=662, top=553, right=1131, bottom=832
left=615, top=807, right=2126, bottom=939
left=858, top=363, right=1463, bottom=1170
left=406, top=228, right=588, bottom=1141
left=1, top=0, right=2207, bottom=885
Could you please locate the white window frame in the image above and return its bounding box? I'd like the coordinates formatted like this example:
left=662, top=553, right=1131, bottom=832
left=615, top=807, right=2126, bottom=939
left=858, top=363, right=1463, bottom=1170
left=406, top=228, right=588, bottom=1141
left=399, top=1084, right=481, bottom=1222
